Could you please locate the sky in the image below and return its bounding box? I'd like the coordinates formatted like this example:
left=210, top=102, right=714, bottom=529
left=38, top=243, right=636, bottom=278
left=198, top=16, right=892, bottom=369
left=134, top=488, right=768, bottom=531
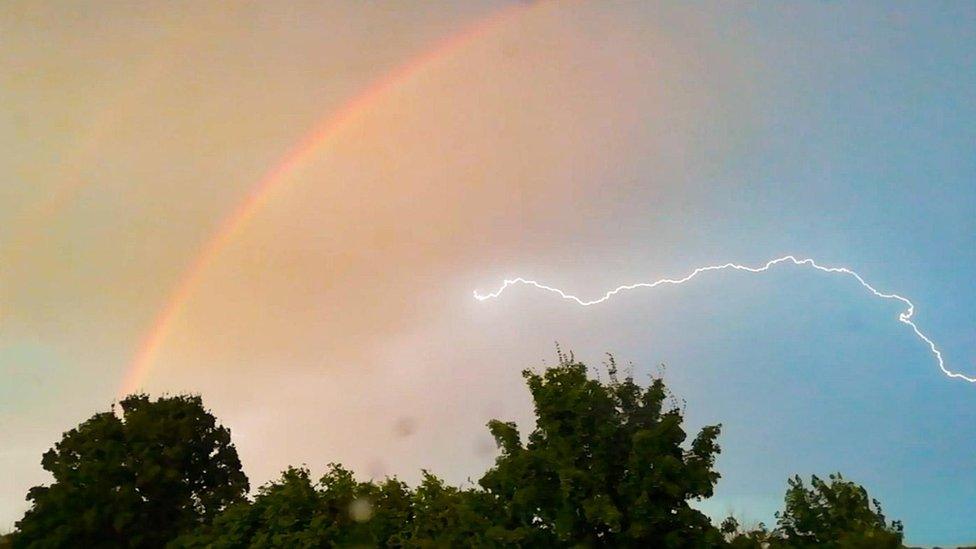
left=1, top=1, right=975, bottom=545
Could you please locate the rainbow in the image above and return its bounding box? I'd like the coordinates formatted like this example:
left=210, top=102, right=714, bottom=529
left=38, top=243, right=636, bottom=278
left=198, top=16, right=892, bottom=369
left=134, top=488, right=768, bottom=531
left=120, top=1, right=546, bottom=396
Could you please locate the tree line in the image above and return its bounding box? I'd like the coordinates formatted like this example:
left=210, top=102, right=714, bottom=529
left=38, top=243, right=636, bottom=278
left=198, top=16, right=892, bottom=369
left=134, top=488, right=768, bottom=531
left=3, top=352, right=908, bottom=548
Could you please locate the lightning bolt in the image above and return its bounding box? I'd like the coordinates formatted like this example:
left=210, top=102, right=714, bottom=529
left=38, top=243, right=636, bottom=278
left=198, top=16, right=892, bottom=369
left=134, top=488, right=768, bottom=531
left=473, top=255, right=976, bottom=384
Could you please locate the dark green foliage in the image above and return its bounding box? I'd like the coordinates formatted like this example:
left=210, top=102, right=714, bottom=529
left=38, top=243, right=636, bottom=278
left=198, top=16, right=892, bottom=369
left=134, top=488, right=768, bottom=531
left=174, top=466, right=507, bottom=548
left=175, top=354, right=728, bottom=548
left=724, top=474, right=904, bottom=548
left=402, top=472, right=511, bottom=547
left=478, top=354, right=725, bottom=547
left=12, top=395, right=248, bottom=548
left=9, top=353, right=910, bottom=548
left=175, top=464, right=413, bottom=547
left=772, top=473, right=903, bottom=548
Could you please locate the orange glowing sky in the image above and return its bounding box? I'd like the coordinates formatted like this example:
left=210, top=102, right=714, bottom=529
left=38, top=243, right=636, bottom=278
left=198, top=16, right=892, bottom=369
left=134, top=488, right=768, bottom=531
left=121, top=0, right=541, bottom=398
left=5, top=2, right=975, bottom=544
left=4, top=1, right=742, bottom=528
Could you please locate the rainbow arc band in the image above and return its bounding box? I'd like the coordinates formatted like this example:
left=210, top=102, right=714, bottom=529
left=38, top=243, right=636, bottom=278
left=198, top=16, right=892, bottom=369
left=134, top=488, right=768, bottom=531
left=121, top=1, right=546, bottom=397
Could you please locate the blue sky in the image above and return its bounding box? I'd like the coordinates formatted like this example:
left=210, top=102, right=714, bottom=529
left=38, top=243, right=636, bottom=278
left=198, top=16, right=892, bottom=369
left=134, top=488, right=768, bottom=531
left=1, top=1, right=974, bottom=545
left=593, top=3, right=976, bottom=543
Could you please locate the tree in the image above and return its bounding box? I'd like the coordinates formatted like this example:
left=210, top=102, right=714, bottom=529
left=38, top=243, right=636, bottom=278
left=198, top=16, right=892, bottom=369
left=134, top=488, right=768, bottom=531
left=175, top=353, right=726, bottom=547
left=720, top=517, right=772, bottom=549
left=478, top=353, right=725, bottom=547
left=176, top=464, right=417, bottom=548
left=11, top=353, right=913, bottom=547
left=175, top=465, right=515, bottom=547
left=724, top=474, right=904, bottom=548
left=772, top=473, right=903, bottom=548
left=401, top=472, right=515, bottom=547
left=12, top=394, right=248, bottom=548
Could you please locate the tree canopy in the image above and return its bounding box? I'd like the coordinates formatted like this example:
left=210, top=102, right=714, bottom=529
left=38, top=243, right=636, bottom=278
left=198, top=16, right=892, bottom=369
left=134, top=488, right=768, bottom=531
left=9, top=354, right=908, bottom=548
left=723, top=473, right=903, bottom=548
left=12, top=394, right=248, bottom=548
left=478, top=355, right=724, bottom=547
left=774, top=473, right=903, bottom=547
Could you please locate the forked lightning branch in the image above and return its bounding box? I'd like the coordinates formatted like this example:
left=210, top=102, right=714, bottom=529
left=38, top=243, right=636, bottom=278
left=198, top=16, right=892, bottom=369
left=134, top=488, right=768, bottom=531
left=474, top=255, right=975, bottom=384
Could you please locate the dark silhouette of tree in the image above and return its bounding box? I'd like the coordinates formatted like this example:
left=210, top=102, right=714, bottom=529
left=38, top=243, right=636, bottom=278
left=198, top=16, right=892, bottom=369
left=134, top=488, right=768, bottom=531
left=176, top=465, right=510, bottom=547
left=177, top=464, right=414, bottom=547
left=401, top=472, right=509, bottom=546
left=173, top=353, right=726, bottom=547
left=12, top=395, right=248, bottom=548
left=478, top=353, right=725, bottom=547
left=9, top=352, right=913, bottom=548
left=724, top=473, right=904, bottom=548
left=772, top=473, right=903, bottom=547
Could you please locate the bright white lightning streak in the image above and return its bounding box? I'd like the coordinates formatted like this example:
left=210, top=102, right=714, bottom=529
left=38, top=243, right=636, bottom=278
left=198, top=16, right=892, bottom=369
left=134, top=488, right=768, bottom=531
left=473, top=255, right=976, bottom=384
